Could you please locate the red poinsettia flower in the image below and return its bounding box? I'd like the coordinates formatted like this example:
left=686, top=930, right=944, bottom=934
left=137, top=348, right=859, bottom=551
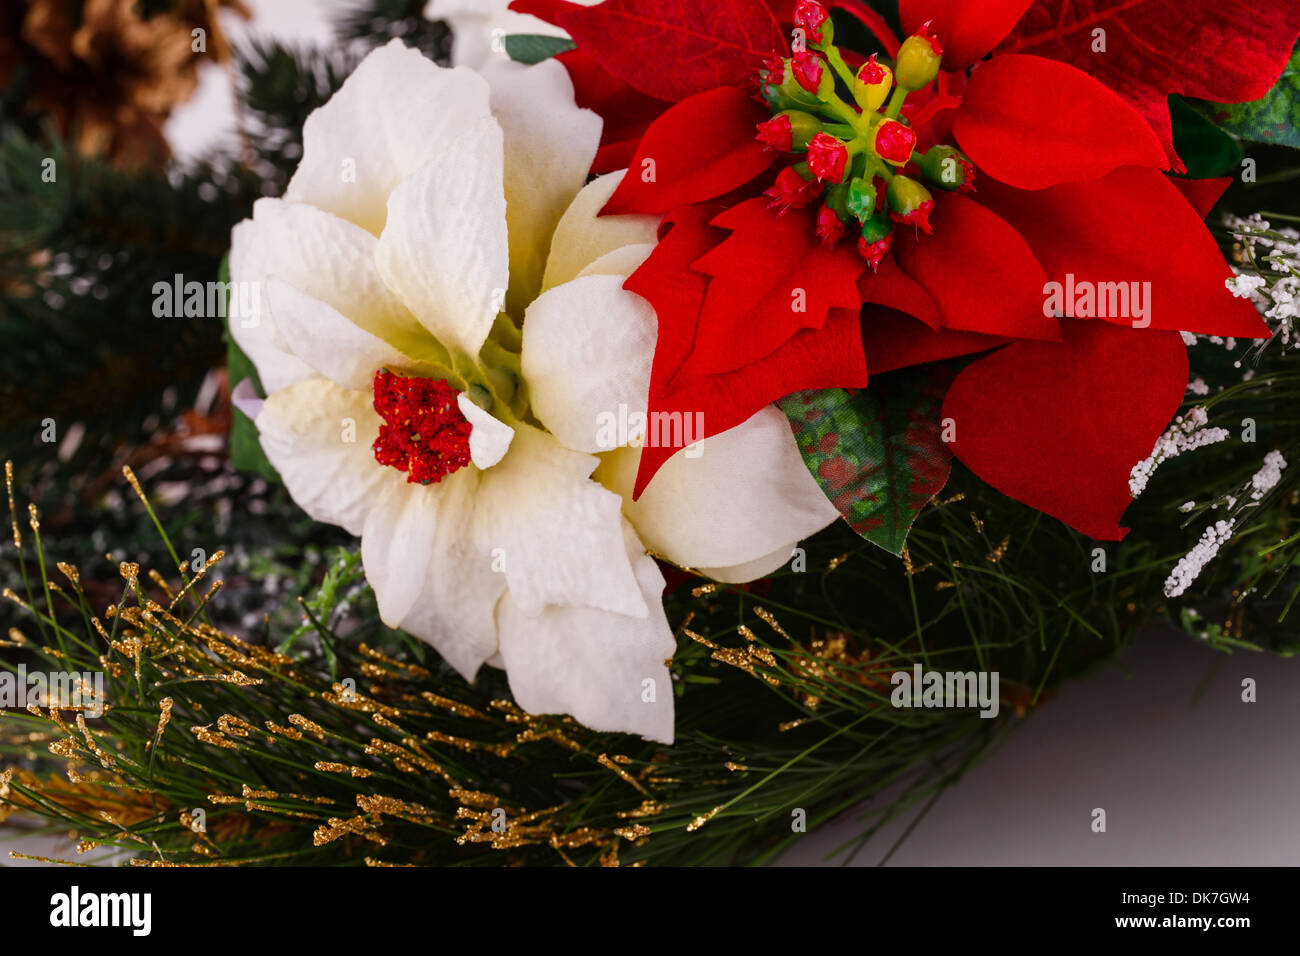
left=513, top=0, right=1300, bottom=540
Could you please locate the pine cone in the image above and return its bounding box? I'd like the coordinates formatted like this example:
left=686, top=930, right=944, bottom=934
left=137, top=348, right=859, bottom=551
left=0, top=0, right=249, bottom=168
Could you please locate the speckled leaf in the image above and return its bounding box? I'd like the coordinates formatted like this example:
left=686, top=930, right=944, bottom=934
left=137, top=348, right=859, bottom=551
left=779, top=367, right=954, bottom=555
left=1193, top=46, right=1300, bottom=149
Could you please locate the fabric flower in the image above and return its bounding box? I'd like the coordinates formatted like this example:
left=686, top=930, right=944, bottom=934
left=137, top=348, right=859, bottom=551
left=229, top=40, right=838, bottom=742
left=536, top=0, right=1296, bottom=540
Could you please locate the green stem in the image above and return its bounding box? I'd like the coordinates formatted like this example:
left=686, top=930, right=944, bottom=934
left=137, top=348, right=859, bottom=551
left=884, top=86, right=908, bottom=119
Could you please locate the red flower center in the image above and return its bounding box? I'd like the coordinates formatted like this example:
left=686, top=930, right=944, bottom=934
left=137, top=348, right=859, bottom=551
left=756, top=4, right=973, bottom=268
left=371, top=369, right=473, bottom=485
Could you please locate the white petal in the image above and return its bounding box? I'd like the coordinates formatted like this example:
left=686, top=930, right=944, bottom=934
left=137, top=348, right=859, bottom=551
left=481, top=58, right=601, bottom=314
left=227, top=324, right=315, bottom=396
left=375, top=119, right=509, bottom=359
left=265, top=278, right=425, bottom=392
left=379, top=473, right=504, bottom=681
left=233, top=198, right=416, bottom=338
left=699, top=545, right=797, bottom=584
left=286, top=40, right=492, bottom=235
left=577, top=242, right=656, bottom=280
left=497, top=530, right=675, bottom=742
left=541, top=171, right=660, bottom=293
left=473, top=425, right=647, bottom=618
left=255, top=377, right=397, bottom=537
left=521, top=274, right=656, bottom=453
left=602, top=406, right=840, bottom=574
left=457, top=394, right=515, bottom=470
left=228, top=216, right=315, bottom=394
left=361, top=480, right=443, bottom=626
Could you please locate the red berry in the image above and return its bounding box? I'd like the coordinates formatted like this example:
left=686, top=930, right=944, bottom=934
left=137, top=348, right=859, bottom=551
left=793, top=0, right=831, bottom=45
left=756, top=114, right=794, bottom=151
left=890, top=199, right=935, bottom=234
left=806, top=132, right=849, bottom=183
left=858, top=232, right=894, bottom=271
left=792, top=51, right=824, bottom=94
left=873, top=119, right=917, bottom=164
left=764, top=165, right=824, bottom=214
left=917, top=18, right=944, bottom=57
left=815, top=205, right=848, bottom=247
left=857, top=54, right=889, bottom=86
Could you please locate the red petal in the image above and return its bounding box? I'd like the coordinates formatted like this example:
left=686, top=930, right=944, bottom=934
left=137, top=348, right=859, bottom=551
left=636, top=310, right=870, bottom=497
left=893, top=192, right=1059, bottom=341
left=862, top=307, right=1007, bottom=374
left=977, top=167, right=1270, bottom=338
left=558, top=0, right=787, bottom=103
left=859, top=257, right=940, bottom=329
left=625, top=204, right=725, bottom=388
left=673, top=198, right=864, bottom=379
left=1170, top=176, right=1232, bottom=220
left=592, top=138, right=643, bottom=175
left=953, top=54, right=1167, bottom=189
left=555, top=48, right=670, bottom=149
left=625, top=204, right=867, bottom=496
left=601, top=88, right=778, bottom=216
left=999, top=0, right=1300, bottom=167
left=900, top=0, right=1034, bottom=71
left=943, top=320, right=1189, bottom=540
left=508, top=0, right=582, bottom=25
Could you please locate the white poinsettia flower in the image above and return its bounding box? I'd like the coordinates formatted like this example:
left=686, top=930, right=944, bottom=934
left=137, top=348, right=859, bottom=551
left=425, top=0, right=599, bottom=68
left=229, top=40, right=838, bottom=743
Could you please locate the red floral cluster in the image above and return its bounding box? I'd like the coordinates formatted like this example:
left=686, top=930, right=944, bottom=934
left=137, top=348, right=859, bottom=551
left=514, top=0, right=1300, bottom=541
left=372, top=370, right=472, bottom=484
left=755, top=14, right=964, bottom=266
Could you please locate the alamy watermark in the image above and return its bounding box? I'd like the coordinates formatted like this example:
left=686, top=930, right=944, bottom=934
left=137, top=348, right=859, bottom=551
left=50, top=886, right=150, bottom=936
left=153, top=274, right=260, bottom=326
left=890, top=663, right=1000, bottom=718
left=595, top=404, right=705, bottom=457
left=0, top=666, right=104, bottom=717
left=1043, top=273, right=1152, bottom=327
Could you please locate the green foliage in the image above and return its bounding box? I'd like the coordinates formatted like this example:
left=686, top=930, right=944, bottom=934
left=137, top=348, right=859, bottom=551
left=233, top=39, right=358, bottom=190
left=1170, top=96, right=1243, bottom=178
left=1192, top=45, right=1300, bottom=150
left=780, top=368, right=954, bottom=556
left=220, top=255, right=278, bottom=483
left=334, top=0, right=452, bottom=62
left=0, top=462, right=1161, bottom=866
left=0, top=128, right=258, bottom=482
left=505, top=34, right=577, bottom=64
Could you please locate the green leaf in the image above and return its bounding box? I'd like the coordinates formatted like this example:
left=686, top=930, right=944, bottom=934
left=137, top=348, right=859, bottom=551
left=504, top=33, right=576, bottom=65
left=1191, top=46, right=1300, bottom=150
left=778, top=367, right=954, bottom=556
left=221, top=255, right=281, bottom=483
left=1170, top=96, right=1242, bottom=178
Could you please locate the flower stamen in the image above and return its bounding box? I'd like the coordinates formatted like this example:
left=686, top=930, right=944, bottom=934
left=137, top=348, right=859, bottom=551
left=757, top=3, right=973, bottom=265
left=371, top=369, right=472, bottom=484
